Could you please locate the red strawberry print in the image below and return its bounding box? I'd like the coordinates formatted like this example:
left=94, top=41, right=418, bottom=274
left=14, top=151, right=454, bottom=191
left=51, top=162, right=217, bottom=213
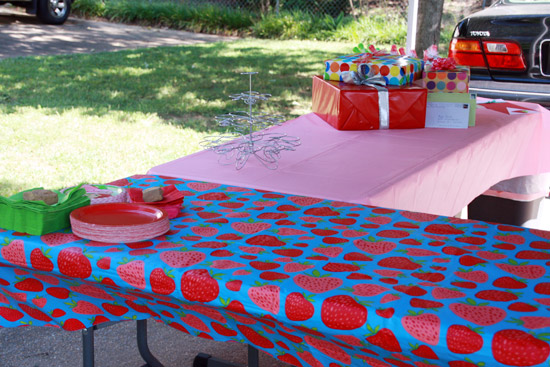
left=534, top=282, right=550, bottom=295
left=400, top=211, right=439, bottom=222
left=191, top=225, right=219, bottom=237
left=69, top=300, right=104, bottom=315
left=424, top=224, right=464, bottom=235
left=57, top=247, right=92, bottom=278
left=496, top=260, right=546, bottom=279
left=366, top=326, right=402, bottom=352
left=459, top=255, right=487, bottom=267
left=260, top=271, right=289, bottom=281
left=150, top=268, right=175, bottom=295
left=46, top=286, right=71, bottom=299
left=454, top=269, right=488, bottom=283
left=411, top=271, right=445, bottom=283
left=303, top=207, right=340, bottom=216
left=237, top=324, right=274, bottom=349
left=102, top=303, right=129, bottom=316
left=494, top=233, right=525, bottom=244
left=517, top=316, right=550, bottom=329
left=18, top=303, right=52, bottom=321
left=411, top=344, right=439, bottom=360
left=181, top=269, right=219, bottom=302
left=446, top=325, right=483, bottom=354
left=283, top=262, right=314, bottom=273
left=40, top=232, right=81, bottom=246
left=231, top=220, right=271, bottom=234
left=343, top=252, right=372, bottom=262
left=1, top=239, right=27, bottom=267
left=296, top=349, right=323, bottom=367
left=354, top=238, right=397, bottom=255
left=321, top=295, right=367, bottom=330
left=285, top=292, right=314, bottom=321
left=187, top=182, right=221, bottom=191
left=96, top=256, right=111, bottom=270
left=116, top=260, right=146, bottom=289
left=245, top=235, right=285, bottom=247
left=226, top=279, right=242, bottom=291
left=289, top=196, right=324, bottom=206
left=508, top=302, right=539, bottom=312
left=32, top=296, right=47, bottom=308
left=159, top=251, right=206, bottom=268
left=401, top=311, right=440, bottom=345
left=493, top=276, right=527, bottom=289
left=377, top=229, right=410, bottom=238
left=377, top=257, right=422, bottom=270
left=442, top=246, right=471, bottom=256
left=409, top=298, right=444, bottom=309
left=393, top=285, right=427, bottom=297
left=304, top=335, right=351, bottom=365
left=248, top=284, right=280, bottom=314
left=197, top=192, right=230, bottom=201
left=211, top=322, right=238, bottom=336
left=516, top=250, right=550, bottom=260
left=294, top=272, right=343, bottom=293
left=63, top=318, right=86, bottom=331
left=30, top=248, right=53, bottom=271
left=449, top=299, right=507, bottom=326
left=15, top=278, right=43, bottom=292
left=349, top=283, right=389, bottom=297
left=0, top=307, right=24, bottom=322
left=180, top=313, right=209, bottom=332
left=376, top=307, right=395, bottom=318
left=475, top=289, right=518, bottom=302
left=277, top=353, right=303, bottom=366
left=492, top=329, right=550, bottom=366
left=313, top=245, right=343, bottom=258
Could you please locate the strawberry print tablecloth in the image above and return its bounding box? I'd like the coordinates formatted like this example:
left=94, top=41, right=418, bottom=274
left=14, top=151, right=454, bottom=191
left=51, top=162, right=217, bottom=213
left=0, top=174, right=549, bottom=367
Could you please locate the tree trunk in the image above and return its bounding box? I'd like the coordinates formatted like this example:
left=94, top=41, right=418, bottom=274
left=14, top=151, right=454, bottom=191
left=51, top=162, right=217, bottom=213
left=415, top=0, right=445, bottom=57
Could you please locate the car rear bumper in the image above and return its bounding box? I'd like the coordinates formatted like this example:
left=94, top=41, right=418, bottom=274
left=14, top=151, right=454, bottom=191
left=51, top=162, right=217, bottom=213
left=470, top=80, right=550, bottom=107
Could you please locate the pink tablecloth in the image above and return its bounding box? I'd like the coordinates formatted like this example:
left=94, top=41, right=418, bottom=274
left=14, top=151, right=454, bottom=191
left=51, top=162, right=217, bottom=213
left=149, top=103, right=550, bottom=217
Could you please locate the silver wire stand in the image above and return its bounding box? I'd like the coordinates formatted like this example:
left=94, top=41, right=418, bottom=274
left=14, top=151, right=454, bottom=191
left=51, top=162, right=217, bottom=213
left=202, top=72, right=300, bottom=170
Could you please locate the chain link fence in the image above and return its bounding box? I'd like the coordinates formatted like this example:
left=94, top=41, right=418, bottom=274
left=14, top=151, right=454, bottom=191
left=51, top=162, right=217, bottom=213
left=184, top=0, right=409, bottom=17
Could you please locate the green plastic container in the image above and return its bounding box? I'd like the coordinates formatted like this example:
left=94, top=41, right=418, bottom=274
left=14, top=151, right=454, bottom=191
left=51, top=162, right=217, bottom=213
left=0, top=186, right=90, bottom=235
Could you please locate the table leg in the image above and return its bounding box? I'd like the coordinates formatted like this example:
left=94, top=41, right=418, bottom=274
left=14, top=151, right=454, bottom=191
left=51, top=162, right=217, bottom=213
left=136, top=319, right=164, bottom=367
left=82, top=327, right=95, bottom=367
left=81, top=320, right=165, bottom=367
left=248, top=345, right=259, bottom=367
left=192, top=345, right=259, bottom=367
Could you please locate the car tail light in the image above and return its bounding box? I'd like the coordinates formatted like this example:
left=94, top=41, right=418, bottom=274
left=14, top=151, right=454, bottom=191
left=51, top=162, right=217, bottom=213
left=449, top=39, right=486, bottom=67
left=449, top=39, right=526, bottom=71
left=483, top=41, right=526, bottom=70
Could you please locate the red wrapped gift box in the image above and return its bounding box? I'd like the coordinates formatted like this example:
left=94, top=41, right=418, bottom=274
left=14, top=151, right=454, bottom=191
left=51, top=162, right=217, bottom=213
left=312, top=75, right=427, bottom=130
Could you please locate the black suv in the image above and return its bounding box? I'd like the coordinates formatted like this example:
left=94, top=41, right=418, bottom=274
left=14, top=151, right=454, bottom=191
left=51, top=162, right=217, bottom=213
left=0, top=0, right=71, bottom=24
left=449, top=0, right=550, bottom=107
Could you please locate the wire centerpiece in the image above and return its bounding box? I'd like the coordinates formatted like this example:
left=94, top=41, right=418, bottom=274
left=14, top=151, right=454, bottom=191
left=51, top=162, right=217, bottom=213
left=201, top=72, right=300, bottom=170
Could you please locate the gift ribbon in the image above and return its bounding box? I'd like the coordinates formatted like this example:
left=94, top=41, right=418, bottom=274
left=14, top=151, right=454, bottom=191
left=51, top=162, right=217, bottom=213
left=342, top=71, right=390, bottom=130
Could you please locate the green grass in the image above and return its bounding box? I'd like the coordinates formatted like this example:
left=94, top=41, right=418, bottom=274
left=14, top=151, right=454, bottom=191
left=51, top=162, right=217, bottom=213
left=0, top=39, right=354, bottom=197
left=73, top=0, right=409, bottom=44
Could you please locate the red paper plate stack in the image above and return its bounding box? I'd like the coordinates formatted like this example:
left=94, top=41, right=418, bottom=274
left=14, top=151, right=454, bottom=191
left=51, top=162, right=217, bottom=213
left=70, top=203, right=170, bottom=243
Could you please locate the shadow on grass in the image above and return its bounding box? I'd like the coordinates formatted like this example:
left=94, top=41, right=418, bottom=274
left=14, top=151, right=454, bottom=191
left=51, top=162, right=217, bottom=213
left=0, top=41, right=335, bottom=133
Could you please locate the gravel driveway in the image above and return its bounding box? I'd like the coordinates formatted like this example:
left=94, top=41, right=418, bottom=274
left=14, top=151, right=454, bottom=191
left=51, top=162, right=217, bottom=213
left=0, top=6, right=236, bottom=59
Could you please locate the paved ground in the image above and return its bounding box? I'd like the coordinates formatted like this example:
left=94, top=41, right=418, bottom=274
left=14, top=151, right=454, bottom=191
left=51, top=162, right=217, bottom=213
left=0, top=6, right=236, bottom=59
left=0, top=7, right=289, bottom=367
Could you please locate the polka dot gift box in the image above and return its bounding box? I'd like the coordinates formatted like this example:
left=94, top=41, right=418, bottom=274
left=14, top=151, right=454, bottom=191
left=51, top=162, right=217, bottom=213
left=324, top=53, right=424, bottom=86
left=421, top=65, right=470, bottom=93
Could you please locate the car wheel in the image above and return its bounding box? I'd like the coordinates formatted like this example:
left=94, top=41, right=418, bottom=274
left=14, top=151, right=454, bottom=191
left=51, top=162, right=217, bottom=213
left=36, top=0, right=71, bottom=25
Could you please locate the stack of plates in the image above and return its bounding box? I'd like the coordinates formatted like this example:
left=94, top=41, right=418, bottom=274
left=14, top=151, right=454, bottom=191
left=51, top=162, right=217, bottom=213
left=70, top=203, right=169, bottom=243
